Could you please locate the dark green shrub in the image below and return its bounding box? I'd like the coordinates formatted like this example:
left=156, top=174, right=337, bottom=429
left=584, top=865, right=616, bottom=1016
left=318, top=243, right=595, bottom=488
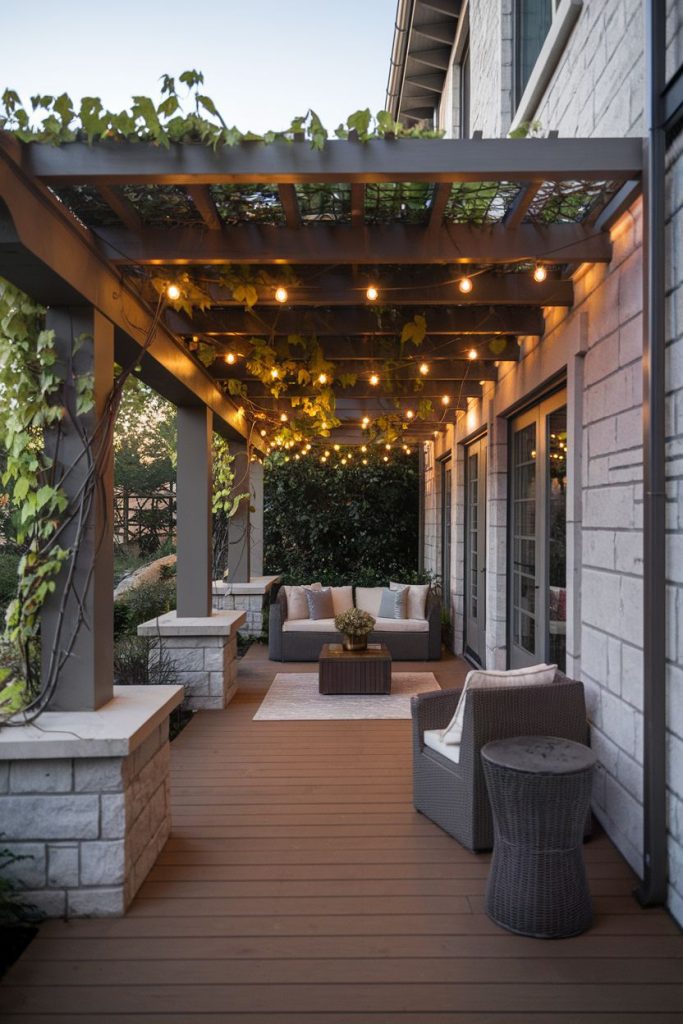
left=113, top=635, right=178, bottom=686
left=113, top=578, right=176, bottom=638
left=0, top=551, right=20, bottom=615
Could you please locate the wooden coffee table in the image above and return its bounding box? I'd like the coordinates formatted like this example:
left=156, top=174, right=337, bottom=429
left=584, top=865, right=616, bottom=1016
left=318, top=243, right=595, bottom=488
left=318, top=643, right=392, bottom=695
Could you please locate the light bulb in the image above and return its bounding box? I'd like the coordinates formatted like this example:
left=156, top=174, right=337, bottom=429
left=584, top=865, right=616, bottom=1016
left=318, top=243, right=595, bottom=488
left=294, top=454, right=300, bottom=460
left=321, top=421, right=328, bottom=430
left=369, top=373, right=380, bottom=386
left=383, top=456, right=389, bottom=462
left=433, top=430, right=439, bottom=437
left=275, top=286, right=288, bottom=303
left=260, top=429, right=267, bottom=437
left=324, top=450, right=330, bottom=457
left=419, top=362, right=429, bottom=375
left=468, top=348, right=478, bottom=361
left=271, top=368, right=279, bottom=379
left=334, top=444, right=340, bottom=452
left=225, top=352, right=236, bottom=364
left=280, top=413, right=288, bottom=422
left=305, top=443, right=312, bottom=450
left=166, top=283, right=181, bottom=301
left=385, top=443, right=391, bottom=451
left=406, top=447, right=412, bottom=455
left=366, top=284, right=379, bottom=302
left=361, top=445, right=367, bottom=453
left=441, top=394, right=450, bottom=406
left=317, top=373, right=328, bottom=385
left=362, top=458, right=368, bottom=465
left=341, top=458, right=347, bottom=465
left=321, top=456, right=326, bottom=463
left=458, top=276, right=473, bottom=294
left=406, top=409, right=414, bottom=420
left=533, top=264, right=547, bottom=283
left=362, top=416, right=370, bottom=427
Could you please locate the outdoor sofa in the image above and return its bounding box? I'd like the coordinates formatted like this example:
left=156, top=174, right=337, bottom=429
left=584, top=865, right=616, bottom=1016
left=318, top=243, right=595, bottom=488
left=269, top=583, right=442, bottom=661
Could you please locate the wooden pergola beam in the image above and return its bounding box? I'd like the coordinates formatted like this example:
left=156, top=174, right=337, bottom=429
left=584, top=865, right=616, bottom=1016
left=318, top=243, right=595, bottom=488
left=278, top=184, right=302, bottom=228
left=213, top=360, right=500, bottom=381
left=20, top=137, right=643, bottom=185
left=350, top=183, right=365, bottom=228
left=169, top=305, right=543, bottom=336
left=186, top=185, right=222, bottom=230
left=96, top=221, right=612, bottom=265
left=240, top=379, right=483, bottom=400
left=503, top=182, right=541, bottom=229
left=97, top=185, right=142, bottom=232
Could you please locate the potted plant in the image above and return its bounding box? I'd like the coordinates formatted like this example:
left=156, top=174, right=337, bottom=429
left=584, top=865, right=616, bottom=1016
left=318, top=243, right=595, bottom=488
left=334, top=608, right=376, bottom=652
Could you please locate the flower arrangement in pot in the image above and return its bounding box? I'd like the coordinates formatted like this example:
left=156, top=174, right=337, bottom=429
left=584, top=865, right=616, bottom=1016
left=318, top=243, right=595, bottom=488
left=334, top=608, right=376, bottom=652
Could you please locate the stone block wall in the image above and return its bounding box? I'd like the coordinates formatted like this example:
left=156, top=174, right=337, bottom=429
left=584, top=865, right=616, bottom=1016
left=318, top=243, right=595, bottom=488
left=152, top=633, right=238, bottom=711
left=213, top=592, right=265, bottom=635
left=0, top=720, right=170, bottom=918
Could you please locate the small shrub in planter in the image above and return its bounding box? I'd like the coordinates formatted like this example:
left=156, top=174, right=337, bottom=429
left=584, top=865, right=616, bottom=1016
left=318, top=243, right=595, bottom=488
left=113, top=636, right=178, bottom=687
left=114, top=578, right=176, bottom=638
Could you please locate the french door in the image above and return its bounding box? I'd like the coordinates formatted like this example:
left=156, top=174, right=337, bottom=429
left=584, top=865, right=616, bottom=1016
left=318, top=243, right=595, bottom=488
left=464, top=435, right=487, bottom=665
left=509, top=391, right=567, bottom=670
left=440, top=457, right=452, bottom=598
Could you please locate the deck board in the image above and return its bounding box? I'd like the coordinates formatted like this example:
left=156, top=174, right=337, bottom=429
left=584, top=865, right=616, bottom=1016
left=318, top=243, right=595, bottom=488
left=2, top=645, right=682, bottom=1023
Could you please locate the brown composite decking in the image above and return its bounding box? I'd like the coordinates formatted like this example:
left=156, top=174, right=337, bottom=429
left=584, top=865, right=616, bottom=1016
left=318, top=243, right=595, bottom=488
left=2, top=645, right=683, bottom=1023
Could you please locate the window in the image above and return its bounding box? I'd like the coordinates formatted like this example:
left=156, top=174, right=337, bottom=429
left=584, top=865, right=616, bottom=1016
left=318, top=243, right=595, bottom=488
left=440, top=457, right=452, bottom=598
left=514, top=0, right=554, bottom=109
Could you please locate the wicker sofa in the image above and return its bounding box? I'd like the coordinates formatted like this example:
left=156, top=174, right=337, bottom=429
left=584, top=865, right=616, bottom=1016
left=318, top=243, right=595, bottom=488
left=411, top=671, right=588, bottom=852
left=269, top=584, right=442, bottom=661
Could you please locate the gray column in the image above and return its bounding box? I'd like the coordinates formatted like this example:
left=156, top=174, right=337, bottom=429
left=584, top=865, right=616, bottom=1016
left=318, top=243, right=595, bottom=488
left=43, top=308, right=114, bottom=711
left=250, top=459, right=264, bottom=578
left=176, top=407, right=212, bottom=617
left=227, top=442, right=250, bottom=583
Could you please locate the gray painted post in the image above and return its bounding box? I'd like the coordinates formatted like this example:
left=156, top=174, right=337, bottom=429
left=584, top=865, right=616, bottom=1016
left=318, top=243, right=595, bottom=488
left=227, top=442, right=250, bottom=583
left=42, top=308, right=114, bottom=711
left=250, top=459, right=264, bottom=577
left=176, top=407, right=212, bottom=617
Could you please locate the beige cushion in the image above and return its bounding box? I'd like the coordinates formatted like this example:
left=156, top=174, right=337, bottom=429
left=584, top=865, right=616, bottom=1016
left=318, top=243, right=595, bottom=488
left=373, top=617, right=429, bottom=633
left=282, top=617, right=337, bottom=633
left=330, top=586, right=354, bottom=617
left=354, top=587, right=384, bottom=616
left=441, top=663, right=558, bottom=746
left=390, top=581, right=429, bottom=619
left=284, top=582, right=321, bottom=620
left=424, top=728, right=461, bottom=764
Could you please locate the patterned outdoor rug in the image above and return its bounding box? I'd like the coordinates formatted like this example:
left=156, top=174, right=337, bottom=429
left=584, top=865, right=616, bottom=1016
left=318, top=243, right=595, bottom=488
left=253, top=672, right=441, bottom=721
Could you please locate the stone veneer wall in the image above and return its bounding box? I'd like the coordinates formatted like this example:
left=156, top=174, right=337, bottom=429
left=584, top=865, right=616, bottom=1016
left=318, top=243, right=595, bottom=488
left=152, top=632, right=238, bottom=711
left=0, top=719, right=171, bottom=917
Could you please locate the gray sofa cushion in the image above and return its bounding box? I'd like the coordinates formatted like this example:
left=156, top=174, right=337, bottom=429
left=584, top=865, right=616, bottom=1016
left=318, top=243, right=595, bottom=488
left=305, top=586, right=334, bottom=620
left=378, top=585, right=408, bottom=619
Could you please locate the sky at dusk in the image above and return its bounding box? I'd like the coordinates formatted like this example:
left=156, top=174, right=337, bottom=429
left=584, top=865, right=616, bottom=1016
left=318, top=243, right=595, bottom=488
left=2, top=0, right=399, bottom=132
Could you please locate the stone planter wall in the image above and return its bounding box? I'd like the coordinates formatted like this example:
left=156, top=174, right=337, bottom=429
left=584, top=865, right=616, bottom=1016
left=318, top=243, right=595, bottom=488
left=212, top=575, right=280, bottom=636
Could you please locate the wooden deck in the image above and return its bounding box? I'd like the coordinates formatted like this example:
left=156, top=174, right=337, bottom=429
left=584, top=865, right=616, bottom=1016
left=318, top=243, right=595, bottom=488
left=2, top=645, right=683, bottom=1022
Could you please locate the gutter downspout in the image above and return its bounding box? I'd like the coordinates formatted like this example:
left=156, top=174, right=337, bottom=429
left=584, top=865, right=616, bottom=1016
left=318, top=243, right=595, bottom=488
left=636, top=0, right=668, bottom=908
left=386, top=0, right=414, bottom=120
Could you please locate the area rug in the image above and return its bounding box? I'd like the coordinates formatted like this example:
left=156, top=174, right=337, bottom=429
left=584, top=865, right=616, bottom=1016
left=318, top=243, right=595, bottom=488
left=253, top=672, right=440, bottom=721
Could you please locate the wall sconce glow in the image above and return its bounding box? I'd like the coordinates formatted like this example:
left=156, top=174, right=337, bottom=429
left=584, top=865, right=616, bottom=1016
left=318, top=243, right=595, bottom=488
left=366, top=284, right=379, bottom=302
left=275, top=286, right=288, bottom=303
left=533, top=264, right=548, bottom=283
left=280, top=413, right=288, bottom=422
left=317, top=373, right=328, bottom=385
left=369, top=373, right=380, bottom=386
left=419, top=362, right=430, bottom=376
left=166, top=283, right=181, bottom=301
left=458, top=276, right=473, bottom=294
left=441, top=394, right=450, bottom=406
left=225, top=352, right=236, bottom=364
left=468, top=348, right=478, bottom=361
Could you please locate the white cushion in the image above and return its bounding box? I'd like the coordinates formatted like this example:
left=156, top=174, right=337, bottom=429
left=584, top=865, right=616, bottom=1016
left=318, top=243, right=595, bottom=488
left=373, top=617, right=429, bottom=633
left=424, top=728, right=461, bottom=764
left=354, top=587, right=384, bottom=616
left=284, top=582, right=321, bottom=620
left=441, top=664, right=558, bottom=746
left=330, top=586, right=354, bottom=617
left=282, top=617, right=337, bottom=633
left=390, top=581, right=429, bottom=620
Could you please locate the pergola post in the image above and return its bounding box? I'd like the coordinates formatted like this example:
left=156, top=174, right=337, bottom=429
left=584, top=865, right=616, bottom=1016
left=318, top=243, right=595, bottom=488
left=227, top=441, right=250, bottom=584
left=42, top=307, right=114, bottom=712
left=250, top=458, right=264, bottom=578
left=176, top=406, right=213, bottom=618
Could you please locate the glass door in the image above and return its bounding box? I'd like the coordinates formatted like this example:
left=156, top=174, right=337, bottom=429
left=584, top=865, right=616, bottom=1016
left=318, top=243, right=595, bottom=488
left=509, top=391, right=567, bottom=670
left=465, top=435, right=487, bottom=665
left=440, top=457, right=452, bottom=598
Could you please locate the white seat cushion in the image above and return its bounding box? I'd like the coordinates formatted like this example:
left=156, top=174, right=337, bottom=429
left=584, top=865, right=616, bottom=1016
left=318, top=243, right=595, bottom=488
left=330, top=586, right=354, bottom=617
left=284, top=582, right=321, bottom=620
left=282, top=617, right=338, bottom=633
left=390, top=581, right=429, bottom=619
left=373, top=617, right=429, bottom=633
left=441, top=664, right=558, bottom=746
left=354, top=587, right=384, bottom=616
left=424, top=728, right=461, bottom=764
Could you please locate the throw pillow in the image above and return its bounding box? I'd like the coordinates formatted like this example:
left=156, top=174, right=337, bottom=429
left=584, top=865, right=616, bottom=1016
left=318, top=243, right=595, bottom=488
left=330, top=586, right=354, bottom=617
left=305, top=586, right=334, bottom=620
left=354, top=587, right=385, bottom=617
left=377, top=585, right=408, bottom=619
left=284, top=582, right=321, bottom=620
left=390, top=581, right=429, bottom=619
left=441, top=663, right=558, bottom=746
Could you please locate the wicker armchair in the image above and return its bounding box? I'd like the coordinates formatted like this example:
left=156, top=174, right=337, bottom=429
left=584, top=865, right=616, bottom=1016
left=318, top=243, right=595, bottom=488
left=411, top=673, right=588, bottom=852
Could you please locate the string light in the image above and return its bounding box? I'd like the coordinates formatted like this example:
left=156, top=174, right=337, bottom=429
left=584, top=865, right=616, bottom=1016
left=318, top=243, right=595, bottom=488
left=441, top=394, right=450, bottom=406
left=341, top=457, right=347, bottom=465
left=317, top=373, right=328, bottom=385
left=362, top=458, right=368, bottom=465
left=166, top=283, right=181, bottom=301
left=366, top=284, right=379, bottom=302
left=271, top=368, right=280, bottom=379
left=294, top=454, right=300, bottom=460
left=334, top=444, right=340, bottom=452
left=275, top=286, right=288, bottom=303
left=419, top=362, right=430, bottom=376
left=385, top=443, right=392, bottom=450
left=321, top=456, right=327, bottom=463
left=458, top=276, right=473, bottom=294
left=305, top=443, right=312, bottom=450
left=360, top=445, right=367, bottom=453
left=383, top=456, right=389, bottom=462
left=369, top=373, right=380, bottom=386
left=260, top=429, right=267, bottom=437
left=280, top=412, right=288, bottom=422
left=468, top=348, right=478, bottom=361
left=362, top=416, right=370, bottom=427
left=533, top=264, right=548, bottom=283
left=406, top=447, right=412, bottom=455
left=405, top=409, right=414, bottom=419
left=225, top=352, right=236, bottom=364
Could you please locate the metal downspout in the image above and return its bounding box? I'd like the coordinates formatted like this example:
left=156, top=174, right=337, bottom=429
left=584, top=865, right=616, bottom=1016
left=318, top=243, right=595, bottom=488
left=636, top=0, right=668, bottom=908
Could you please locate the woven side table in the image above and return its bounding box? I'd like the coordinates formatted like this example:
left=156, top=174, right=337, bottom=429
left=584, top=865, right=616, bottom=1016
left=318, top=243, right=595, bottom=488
left=481, top=736, right=596, bottom=939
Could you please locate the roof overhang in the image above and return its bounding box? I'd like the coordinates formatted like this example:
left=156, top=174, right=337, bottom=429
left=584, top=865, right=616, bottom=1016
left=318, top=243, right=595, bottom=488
left=386, top=1, right=462, bottom=126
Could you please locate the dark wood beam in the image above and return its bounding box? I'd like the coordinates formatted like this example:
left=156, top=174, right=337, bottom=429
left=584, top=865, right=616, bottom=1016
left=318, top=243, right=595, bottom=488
left=96, top=222, right=611, bottom=265
left=169, top=305, right=543, bottom=337
left=278, top=184, right=302, bottom=228
left=503, top=182, right=541, bottom=228
left=225, top=380, right=484, bottom=399
left=212, top=359, right=501, bottom=380
left=593, top=180, right=642, bottom=230
left=97, top=185, right=142, bottom=232
left=350, top=183, right=365, bottom=228
left=408, top=48, right=450, bottom=71
left=403, top=73, right=447, bottom=95
left=186, top=185, right=222, bottom=230
left=19, top=137, right=643, bottom=185
left=151, top=269, right=573, bottom=307
left=428, top=183, right=452, bottom=232
left=413, top=22, right=455, bottom=46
